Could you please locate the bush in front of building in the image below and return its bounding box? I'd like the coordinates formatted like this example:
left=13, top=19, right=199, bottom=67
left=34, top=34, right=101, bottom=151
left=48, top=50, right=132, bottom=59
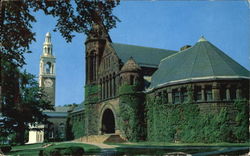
left=41, top=146, right=85, bottom=156
left=0, top=145, right=12, bottom=153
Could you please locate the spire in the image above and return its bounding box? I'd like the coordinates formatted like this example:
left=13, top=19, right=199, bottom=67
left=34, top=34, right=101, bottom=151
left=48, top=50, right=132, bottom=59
left=43, top=32, right=53, bottom=56
left=198, top=36, right=207, bottom=42
left=44, top=32, right=51, bottom=44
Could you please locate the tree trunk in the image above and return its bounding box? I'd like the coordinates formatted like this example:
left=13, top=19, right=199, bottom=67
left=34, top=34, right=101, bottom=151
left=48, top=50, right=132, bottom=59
left=16, top=122, right=25, bottom=145
left=0, top=0, right=5, bottom=114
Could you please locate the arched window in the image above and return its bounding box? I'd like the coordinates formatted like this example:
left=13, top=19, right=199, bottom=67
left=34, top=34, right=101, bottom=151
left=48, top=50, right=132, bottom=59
left=130, top=75, right=135, bottom=85
left=48, top=47, right=50, bottom=54
left=110, top=76, right=112, bottom=97
left=100, top=78, right=103, bottom=99
left=90, top=54, right=94, bottom=81
left=113, top=73, right=116, bottom=96
left=45, top=62, right=51, bottom=74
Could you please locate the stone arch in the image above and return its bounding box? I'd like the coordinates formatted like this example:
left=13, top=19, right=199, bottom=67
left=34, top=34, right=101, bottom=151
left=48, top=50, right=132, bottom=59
left=99, top=104, right=117, bottom=134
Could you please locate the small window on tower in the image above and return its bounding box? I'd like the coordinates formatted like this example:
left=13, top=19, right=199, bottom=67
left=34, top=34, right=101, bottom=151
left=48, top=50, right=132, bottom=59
left=130, top=75, right=135, bottom=85
left=45, top=62, right=51, bottom=74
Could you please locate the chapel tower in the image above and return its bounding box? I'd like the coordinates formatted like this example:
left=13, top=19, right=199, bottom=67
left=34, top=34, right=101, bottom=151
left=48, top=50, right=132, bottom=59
left=85, top=24, right=110, bottom=85
left=39, top=32, right=56, bottom=106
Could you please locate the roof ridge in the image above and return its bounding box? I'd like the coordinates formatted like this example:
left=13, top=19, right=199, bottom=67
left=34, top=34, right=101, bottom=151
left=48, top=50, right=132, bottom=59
left=112, top=42, right=176, bottom=52
left=160, top=44, right=192, bottom=62
left=203, top=41, right=215, bottom=76
left=209, top=42, right=238, bottom=76
left=189, top=42, right=201, bottom=78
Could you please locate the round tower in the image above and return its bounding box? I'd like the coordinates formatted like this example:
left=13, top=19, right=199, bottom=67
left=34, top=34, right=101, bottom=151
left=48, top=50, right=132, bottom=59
left=120, top=57, right=143, bottom=89
left=119, top=57, right=146, bottom=141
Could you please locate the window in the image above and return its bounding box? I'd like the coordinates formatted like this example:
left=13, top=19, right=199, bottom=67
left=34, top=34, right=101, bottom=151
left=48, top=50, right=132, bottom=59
left=181, top=87, right=188, bottom=103
left=157, top=92, right=162, bottom=104
left=90, top=54, right=94, bottom=81
left=163, top=90, right=168, bottom=104
left=220, top=84, right=227, bottom=100
left=230, top=85, right=236, bottom=100
left=113, top=73, right=116, bottom=96
left=48, top=47, right=50, bottom=54
left=205, top=85, right=212, bottom=101
left=45, top=62, right=51, bottom=74
left=100, top=79, right=103, bottom=99
left=173, top=89, right=180, bottom=104
left=194, top=86, right=202, bottom=101
left=130, top=75, right=135, bottom=85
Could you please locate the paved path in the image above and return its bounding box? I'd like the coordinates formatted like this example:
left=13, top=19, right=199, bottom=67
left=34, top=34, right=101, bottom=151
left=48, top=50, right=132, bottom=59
left=72, top=141, right=118, bottom=149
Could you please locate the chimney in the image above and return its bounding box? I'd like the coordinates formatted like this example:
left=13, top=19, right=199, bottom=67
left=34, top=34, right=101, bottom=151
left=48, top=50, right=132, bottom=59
left=180, top=45, right=191, bottom=51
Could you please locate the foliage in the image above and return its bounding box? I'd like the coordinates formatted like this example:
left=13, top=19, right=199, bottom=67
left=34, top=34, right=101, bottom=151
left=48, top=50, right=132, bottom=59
left=7, top=142, right=100, bottom=156
left=0, top=0, right=120, bottom=66
left=0, top=65, right=53, bottom=144
left=146, top=94, right=249, bottom=143
left=66, top=113, right=85, bottom=140
left=84, top=84, right=99, bottom=135
left=1, top=0, right=119, bottom=143
left=71, top=119, right=85, bottom=139
left=119, top=84, right=146, bottom=141
left=85, top=84, right=99, bottom=103
left=233, top=99, right=249, bottom=142
left=0, top=145, right=12, bottom=153
left=85, top=104, right=99, bottom=135
left=42, top=146, right=84, bottom=156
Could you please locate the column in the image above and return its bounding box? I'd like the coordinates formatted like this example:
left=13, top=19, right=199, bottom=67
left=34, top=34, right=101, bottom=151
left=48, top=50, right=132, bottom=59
left=226, top=87, right=230, bottom=100
left=167, top=88, right=172, bottom=104
left=187, top=85, right=194, bottom=103
left=236, top=88, right=242, bottom=99
left=212, top=82, right=220, bottom=101
left=201, top=85, right=205, bottom=101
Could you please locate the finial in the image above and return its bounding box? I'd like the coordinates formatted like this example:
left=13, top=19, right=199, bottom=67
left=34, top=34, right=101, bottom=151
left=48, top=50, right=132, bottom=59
left=46, top=32, right=51, bottom=37
left=198, top=35, right=207, bottom=42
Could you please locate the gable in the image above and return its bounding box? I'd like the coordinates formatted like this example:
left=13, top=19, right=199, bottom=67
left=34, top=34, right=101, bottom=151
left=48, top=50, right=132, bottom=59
left=98, top=42, right=120, bottom=76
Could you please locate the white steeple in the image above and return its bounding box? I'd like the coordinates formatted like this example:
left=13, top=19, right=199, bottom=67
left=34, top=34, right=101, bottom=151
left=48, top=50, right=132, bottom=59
left=43, top=32, right=53, bottom=56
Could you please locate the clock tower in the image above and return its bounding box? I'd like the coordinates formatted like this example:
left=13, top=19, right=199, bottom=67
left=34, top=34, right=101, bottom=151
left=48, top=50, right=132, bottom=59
left=39, top=32, right=56, bottom=106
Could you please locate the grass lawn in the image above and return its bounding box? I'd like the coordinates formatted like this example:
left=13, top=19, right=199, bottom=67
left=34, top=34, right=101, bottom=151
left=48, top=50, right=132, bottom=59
left=6, top=142, right=100, bottom=156
left=108, top=141, right=250, bottom=147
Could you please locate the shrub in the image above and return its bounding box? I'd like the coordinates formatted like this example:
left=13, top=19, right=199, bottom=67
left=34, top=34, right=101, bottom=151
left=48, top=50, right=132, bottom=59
left=0, top=145, right=12, bottom=153
left=41, top=146, right=85, bottom=156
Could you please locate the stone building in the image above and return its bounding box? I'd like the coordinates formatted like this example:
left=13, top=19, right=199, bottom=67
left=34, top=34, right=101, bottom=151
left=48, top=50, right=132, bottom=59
left=68, top=25, right=249, bottom=142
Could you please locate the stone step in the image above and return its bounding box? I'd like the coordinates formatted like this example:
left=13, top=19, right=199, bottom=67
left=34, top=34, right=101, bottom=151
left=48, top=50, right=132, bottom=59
left=103, top=134, right=127, bottom=143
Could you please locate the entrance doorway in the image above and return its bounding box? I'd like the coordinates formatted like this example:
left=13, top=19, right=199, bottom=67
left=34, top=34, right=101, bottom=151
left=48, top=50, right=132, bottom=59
left=101, top=109, right=115, bottom=134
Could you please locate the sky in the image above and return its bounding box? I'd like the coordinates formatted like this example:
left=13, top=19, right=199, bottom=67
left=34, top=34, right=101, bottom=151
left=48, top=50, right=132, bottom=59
left=24, top=1, right=250, bottom=106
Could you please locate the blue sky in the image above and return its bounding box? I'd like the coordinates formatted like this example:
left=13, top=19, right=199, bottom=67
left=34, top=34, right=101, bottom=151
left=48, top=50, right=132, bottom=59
left=24, top=1, right=250, bottom=106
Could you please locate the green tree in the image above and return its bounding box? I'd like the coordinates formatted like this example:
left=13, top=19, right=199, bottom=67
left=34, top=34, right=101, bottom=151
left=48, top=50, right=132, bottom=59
left=1, top=64, right=53, bottom=144
left=0, top=0, right=119, bottom=144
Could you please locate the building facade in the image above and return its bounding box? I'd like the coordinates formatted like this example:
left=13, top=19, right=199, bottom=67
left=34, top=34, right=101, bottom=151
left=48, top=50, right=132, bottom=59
left=68, top=24, right=250, bottom=142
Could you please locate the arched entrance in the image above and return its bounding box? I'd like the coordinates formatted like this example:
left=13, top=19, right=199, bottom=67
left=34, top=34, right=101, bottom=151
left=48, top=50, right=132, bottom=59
left=101, top=109, right=115, bottom=134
